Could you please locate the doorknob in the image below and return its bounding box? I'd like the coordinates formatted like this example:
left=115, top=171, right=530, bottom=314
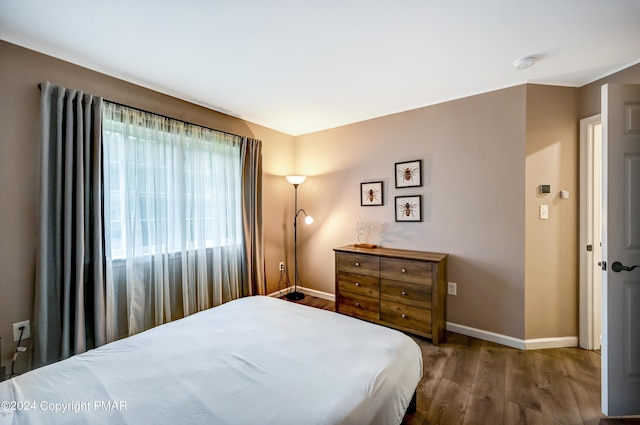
left=611, top=261, right=640, bottom=272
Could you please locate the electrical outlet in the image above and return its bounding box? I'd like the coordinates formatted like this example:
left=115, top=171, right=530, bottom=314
left=12, top=320, right=30, bottom=342
left=447, top=282, right=457, bottom=296
left=279, top=261, right=285, bottom=271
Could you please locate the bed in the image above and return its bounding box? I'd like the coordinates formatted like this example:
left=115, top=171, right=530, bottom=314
left=0, top=296, right=422, bottom=425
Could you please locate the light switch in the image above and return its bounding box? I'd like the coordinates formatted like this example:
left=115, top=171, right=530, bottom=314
left=560, top=190, right=569, bottom=199
left=540, top=205, right=549, bottom=219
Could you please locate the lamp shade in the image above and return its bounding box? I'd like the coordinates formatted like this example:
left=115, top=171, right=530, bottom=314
left=286, top=175, right=306, bottom=185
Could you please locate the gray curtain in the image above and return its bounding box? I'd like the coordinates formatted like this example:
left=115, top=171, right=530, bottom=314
left=34, top=81, right=106, bottom=367
left=240, top=137, right=266, bottom=296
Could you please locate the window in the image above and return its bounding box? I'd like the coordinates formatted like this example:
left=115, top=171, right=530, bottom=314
left=102, top=103, right=242, bottom=260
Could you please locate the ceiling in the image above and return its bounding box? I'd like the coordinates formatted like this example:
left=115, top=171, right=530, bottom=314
left=1, top=1, right=639, bottom=136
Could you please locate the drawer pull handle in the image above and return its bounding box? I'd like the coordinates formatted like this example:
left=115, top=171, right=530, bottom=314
left=355, top=282, right=361, bottom=287
left=355, top=262, right=360, bottom=267
left=355, top=302, right=361, bottom=308
left=401, top=268, right=407, bottom=273
left=401, top=313, right=407, bottom=319
left=401, top=291, right=407, bottom=296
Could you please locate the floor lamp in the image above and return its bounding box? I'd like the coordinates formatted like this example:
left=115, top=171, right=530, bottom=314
left=285, top=175, right=313, bottom=301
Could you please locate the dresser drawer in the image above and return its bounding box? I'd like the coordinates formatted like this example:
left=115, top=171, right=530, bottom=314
left=380, top=300, right=431, bottom=334
left=335, top=245, right=447, bottom=344
left=337, top=292, right=379, bottom=321
left=380, top=279, right=431, bottom=309
left=337, top=252, right=379, bottom=277
left=380, top=257, right=432, bottom=285
left=338, top=272, right=379, bottom=298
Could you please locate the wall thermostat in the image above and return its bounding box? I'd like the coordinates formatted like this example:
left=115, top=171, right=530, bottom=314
left=539, top=184, right=551, bottom=194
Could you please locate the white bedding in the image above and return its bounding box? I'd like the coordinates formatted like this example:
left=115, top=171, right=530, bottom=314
left=0, top=296, right=422, bottom=425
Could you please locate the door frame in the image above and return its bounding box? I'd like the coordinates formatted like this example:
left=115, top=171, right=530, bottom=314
left=579, top=114, right=602, bottom=350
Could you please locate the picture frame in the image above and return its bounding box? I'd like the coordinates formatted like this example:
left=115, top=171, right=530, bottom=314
left=361, top=181, right=383, bottom=206
left=395, top=195, right=422, bottom=222
left=395, top=159, right=422, bottom=188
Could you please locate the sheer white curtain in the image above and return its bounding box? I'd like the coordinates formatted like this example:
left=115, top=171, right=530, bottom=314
left=102, top=102, right=243, bottom=341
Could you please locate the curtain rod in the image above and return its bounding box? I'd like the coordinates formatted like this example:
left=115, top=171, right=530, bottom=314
left=37, top=83, right=253, bottom=141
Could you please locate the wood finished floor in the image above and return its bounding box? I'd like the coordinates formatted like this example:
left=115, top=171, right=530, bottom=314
left=284, top=295, right=604, bottom=425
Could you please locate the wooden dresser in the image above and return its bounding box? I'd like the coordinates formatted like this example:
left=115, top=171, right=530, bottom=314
left=334, top=245, right=448, bottom=344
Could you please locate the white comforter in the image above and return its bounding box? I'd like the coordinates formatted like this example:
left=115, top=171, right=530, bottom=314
left=0, top=296, right=422, bottom=425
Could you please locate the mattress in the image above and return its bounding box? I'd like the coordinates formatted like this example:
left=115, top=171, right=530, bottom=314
left=0, top=295, right=422, bottom=425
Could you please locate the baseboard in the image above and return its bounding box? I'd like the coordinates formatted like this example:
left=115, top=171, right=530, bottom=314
left=268, top=286, right=335, bottom=301
left=267, top=288, right=290, bottom=298
left=267, top=290, right=577, bottom=350
left=447, top=322, right=578, bottom=350
left=523, top=336, right=579, bottom=350
left=298, top=287, right=335, bottom=301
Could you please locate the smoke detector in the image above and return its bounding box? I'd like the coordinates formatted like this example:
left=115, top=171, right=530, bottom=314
left=513, top=56, right=536, bottom=70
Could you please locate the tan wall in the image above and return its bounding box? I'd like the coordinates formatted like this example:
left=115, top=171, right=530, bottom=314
left=295, top=86, right=528, bottom=339
left=0, top=41, right=294, bottom=365
left=578, top=62, right=640, bottom=119
left=2, top=39, right=638, bottom=365
left=524, top=84, right=579, bottom=339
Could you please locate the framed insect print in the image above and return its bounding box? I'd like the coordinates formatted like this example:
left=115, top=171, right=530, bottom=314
left=361, top=181, right=383, bottom=206
left=395, top=159, right=422, bottom=188
left=395, top=195, right=422, bottom=222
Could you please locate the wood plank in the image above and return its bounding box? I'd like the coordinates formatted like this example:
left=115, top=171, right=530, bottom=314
left=561, top=348, right=600, bottom=391
left=504, top=400, right=544, bottom=425
left=441, top=332, right=482, bottom=388
left=462, top=341, right=508, bottom=424
left=534, top=352, right=583, bottom=425
left=561, top=348, right=600, bottom=385
left=587, top=350, right=602, bottom=370
left=470, top=341, right=507, bottom=399
left=415, top=340, right=451, bottom=408
left=561, top=347, right=600, bottom=381
left=537, top=347, right=564, bottom=359
left=562, top=349, right=604, bottom=425
left=463, top=393, right=504, bottom=425
left=425, top=377, right=470, bottom=425
left=568, top=375, right=604, bottom=425
left=505, top=349, right=542, bottom=412
left=281, top=295, right=334, bottom=311
left=560, top=346, right=592, bottom=361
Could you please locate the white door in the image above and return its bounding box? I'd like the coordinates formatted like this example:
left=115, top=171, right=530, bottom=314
left=579, top=115, right=602, bottom=351
left=601, top=83, right=640, bottom=415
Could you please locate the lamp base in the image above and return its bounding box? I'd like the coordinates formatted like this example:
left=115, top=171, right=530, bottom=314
left=285, top=291, right=305, bottom=301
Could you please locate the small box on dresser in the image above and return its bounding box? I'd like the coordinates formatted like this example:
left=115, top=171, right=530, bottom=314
left=334, top=245, right=448, bottom=345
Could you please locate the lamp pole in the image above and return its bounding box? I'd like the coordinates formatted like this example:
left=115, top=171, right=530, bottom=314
left=286, top=182, right=305, bottom=300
